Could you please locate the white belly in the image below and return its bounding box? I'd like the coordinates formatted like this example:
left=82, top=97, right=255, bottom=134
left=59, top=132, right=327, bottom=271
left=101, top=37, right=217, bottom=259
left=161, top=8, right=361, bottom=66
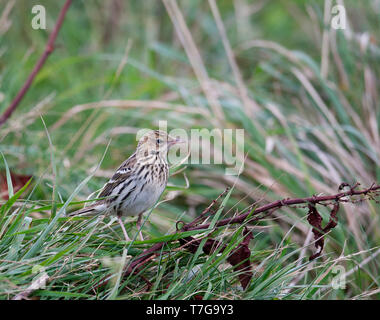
left=118, top=182, right=165, bottom=217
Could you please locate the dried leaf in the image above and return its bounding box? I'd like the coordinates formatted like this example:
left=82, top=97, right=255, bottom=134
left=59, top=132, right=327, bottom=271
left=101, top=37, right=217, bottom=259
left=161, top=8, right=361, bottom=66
left=179, top=227, right=254, bottom=289
left=227, top=227, right=254, bottom=289
left=307, top=204, right=324, bottom=260
left=323, top=202, right=339, bottom=233
left=0, top=171, right=32, bottom=200
left=307, top=203, right=339, bottom=261
left=179, top=236, right=224, bottom=254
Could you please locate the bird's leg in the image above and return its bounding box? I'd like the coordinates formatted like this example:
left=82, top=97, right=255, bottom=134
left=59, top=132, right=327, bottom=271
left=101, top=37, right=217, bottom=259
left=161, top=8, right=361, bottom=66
left=137, top=213, right=144, bottom=241
left=117, top=215, right=131, bottom=242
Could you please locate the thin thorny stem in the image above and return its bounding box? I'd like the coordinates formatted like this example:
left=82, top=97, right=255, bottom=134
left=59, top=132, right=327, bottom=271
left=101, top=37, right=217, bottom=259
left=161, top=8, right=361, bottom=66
left=95, top=183, right=380, bottom=289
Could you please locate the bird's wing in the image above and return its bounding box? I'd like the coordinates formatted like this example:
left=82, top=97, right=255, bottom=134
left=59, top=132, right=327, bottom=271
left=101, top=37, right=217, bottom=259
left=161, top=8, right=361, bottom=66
left=98, top=152, right=137, bottom=198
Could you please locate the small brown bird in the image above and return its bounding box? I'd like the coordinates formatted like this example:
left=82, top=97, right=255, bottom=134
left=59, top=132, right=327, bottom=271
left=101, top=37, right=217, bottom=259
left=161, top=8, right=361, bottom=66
left=68, top=130, right=183, bottom=241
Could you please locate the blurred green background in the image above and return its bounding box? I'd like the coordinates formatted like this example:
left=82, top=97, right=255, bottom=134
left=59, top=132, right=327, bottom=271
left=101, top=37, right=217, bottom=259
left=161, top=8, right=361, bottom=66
left=0, top=0, right=379, bottom=299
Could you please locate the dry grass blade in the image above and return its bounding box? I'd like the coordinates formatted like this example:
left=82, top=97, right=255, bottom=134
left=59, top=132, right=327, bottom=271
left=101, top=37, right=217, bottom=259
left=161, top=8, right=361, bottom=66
left=51, top=99, right=210, bottom=130
left=162, top=0, right=225, bottom=123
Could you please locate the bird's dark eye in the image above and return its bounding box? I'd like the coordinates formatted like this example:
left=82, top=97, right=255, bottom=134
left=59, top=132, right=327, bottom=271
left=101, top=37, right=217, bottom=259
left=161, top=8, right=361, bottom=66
left=156, top=138, right=162, bottom=144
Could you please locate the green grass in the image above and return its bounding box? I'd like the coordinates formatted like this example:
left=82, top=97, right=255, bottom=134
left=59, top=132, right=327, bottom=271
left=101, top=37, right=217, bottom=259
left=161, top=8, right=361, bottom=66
left=0, top=0, right=379, bottom=299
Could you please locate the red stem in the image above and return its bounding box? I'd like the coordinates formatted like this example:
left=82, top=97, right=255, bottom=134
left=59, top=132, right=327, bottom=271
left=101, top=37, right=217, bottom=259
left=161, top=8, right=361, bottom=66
left=187, top=184, right=380, bottom=231
left=0, top=0, right=72, bottom=127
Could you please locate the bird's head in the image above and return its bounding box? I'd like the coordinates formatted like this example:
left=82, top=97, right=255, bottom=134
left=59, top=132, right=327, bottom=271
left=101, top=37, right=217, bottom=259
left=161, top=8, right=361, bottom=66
left=136, top=130, right=184, bottom=161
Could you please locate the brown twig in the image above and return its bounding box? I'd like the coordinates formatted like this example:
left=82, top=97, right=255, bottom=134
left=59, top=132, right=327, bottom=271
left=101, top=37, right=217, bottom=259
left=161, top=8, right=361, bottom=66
left=94, top=183, right=380, bottom=289
left=186, top=183, right=380, bottom=231
left=0, top=0, right=72, bottom=127
left=181, top=187, right=230, bottom=230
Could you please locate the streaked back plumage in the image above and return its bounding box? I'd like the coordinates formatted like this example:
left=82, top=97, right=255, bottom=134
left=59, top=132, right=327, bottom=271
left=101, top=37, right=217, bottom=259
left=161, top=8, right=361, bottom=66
left=68, top=130, right=180, bottom=218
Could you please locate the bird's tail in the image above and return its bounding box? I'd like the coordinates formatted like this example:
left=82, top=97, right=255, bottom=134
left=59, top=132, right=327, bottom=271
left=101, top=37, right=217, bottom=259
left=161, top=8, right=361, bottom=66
left=67, top=204, right=100, bottom=217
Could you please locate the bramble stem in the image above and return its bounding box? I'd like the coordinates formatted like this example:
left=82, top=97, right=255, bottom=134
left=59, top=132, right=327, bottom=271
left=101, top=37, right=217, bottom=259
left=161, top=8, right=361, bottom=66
left=0, top=0, right=72, bottom=127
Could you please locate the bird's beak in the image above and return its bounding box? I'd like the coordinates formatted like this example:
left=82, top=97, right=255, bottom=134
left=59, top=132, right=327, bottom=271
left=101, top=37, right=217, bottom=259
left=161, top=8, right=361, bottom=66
left=168, top=135, right=186, bottom=147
